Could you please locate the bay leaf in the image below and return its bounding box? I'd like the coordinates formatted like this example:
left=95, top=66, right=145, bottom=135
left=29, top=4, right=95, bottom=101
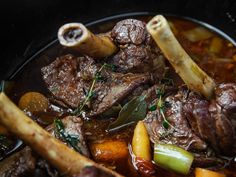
left=107, top=95, right=147, bottom=132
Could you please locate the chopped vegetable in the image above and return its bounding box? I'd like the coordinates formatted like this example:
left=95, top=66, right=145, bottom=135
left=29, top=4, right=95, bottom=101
left=182, top=27, right=213, bottom=42
left=107, top=95, right=147, bottom=132
left=18, top=92, right=49, bottom=112
left=195, top=168, right=226, bottom=177
left=0, top=92, right=122, bottom=177
left=54, top=119, right=82, bottom=153
left=209, top=37, right=223, bottom=54
left=90, top=140, right=128, bottom=162
left=132, top=121, right=151, bottom=161
left=153, top=143, right=194, bottom=175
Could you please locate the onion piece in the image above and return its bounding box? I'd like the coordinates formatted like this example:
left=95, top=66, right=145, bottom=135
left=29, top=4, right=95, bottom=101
left=182, top=27, right=213, bottom=42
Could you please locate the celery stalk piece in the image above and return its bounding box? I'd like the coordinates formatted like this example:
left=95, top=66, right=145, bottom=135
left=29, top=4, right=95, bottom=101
left=154, top=143, right=194, bottom=175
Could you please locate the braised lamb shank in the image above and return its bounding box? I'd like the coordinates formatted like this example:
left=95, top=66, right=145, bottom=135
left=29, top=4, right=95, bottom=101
left=42, top=18, right=236, bottom=167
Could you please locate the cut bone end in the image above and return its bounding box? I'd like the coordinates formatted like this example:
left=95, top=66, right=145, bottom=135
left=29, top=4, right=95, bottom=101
left=58, top=23, right=117, bottom=58
left=0, top=92, right=123, bottom=177
left=146, top=15, right=216, bottom=99
left=58, top=23, right=89, bottom=47
left=146, top=15, right=166, bottom=33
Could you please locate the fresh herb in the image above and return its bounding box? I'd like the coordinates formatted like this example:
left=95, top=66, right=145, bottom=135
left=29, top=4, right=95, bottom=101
left=149, top=104, right=157, bottom=111
left=159, top=129, right=174, bottom=139
left=156, top=87, right=165, bottom=98
left=107, top=95, right=147, bottom=132
left=73, top=63, right=114, bottom=116
left=162, top=120, right=169, bottom=129
left=50, top=86, right=59, bottom=93
left=103, top=63, right=116, bottom=71
left=54, top=119, right=82, bottom=153
left=156, top=86, right=174, bottom=130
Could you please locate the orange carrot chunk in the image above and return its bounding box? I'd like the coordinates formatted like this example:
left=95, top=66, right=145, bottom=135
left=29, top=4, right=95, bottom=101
left=18, top=92, right=49, bottom=112
left=195, top=168, right=226, bottom=177
left=90, top=140, right=128, bottom=162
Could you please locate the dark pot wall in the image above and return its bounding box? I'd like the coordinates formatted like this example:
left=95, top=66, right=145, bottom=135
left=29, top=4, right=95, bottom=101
left=1, top=0, right=236, bottom=80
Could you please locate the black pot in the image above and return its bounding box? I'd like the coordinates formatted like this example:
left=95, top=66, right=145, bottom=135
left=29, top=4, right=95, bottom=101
left=1, top=0, right=236, bottom=79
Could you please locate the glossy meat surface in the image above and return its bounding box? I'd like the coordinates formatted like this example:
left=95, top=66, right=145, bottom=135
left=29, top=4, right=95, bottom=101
left=145, top=83, right=236, bottom=166
left=41, top=54, right=151, bottom=117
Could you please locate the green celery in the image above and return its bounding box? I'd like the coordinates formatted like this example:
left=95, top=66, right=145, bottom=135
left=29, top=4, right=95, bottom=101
left=154, top=143, right=194, bottom=175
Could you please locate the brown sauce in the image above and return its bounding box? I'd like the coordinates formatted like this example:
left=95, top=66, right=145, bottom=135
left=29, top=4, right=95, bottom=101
left=1, top=16, right=236, bottom=177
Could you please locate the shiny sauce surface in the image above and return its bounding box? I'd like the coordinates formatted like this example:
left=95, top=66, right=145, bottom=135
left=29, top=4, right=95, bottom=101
left=1, top=16, right=236, bottom=177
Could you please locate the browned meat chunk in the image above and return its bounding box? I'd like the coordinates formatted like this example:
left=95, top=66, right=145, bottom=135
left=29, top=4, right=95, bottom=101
left=215, top=83, right=236, bottom=116
left=48, top=116, right=90, bottom=157
left=183, top=92, right=218, bottom=152
left=0, top=147, right=58, bottom=177
left=209, top=101, right=235, bottom=155
left=144, top=89, right=207, bottom=152
left=110, top=19, right=166, bottom=79
left=184, top=83, right=236, bottom=156
left=144, top=83, right=236, bottom=166
left=111, top=19, right=149, bottom=45
left=41, top=54, right=151, bottom=117
left=0, top=147, right=36, bottom=177
left=1, top=116, right=90, bottom=177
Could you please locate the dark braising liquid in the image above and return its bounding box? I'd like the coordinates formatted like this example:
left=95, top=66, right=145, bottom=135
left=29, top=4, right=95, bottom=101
left=2, top=16, right=236, bottom=177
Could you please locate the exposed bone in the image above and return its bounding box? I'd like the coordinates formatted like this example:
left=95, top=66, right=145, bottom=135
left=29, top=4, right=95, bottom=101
left=0, top=92, right=123, bottom=177
left=58, top=23, right=118, bottom=58
left=146, top=15, right=216, bottom=99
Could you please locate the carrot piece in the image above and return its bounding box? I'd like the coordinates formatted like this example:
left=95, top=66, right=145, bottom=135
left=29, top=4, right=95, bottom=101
left=195, top=168, right=226, bottom=177
left=18, top=92, right=49, bottom=112
left=132, top=121, right=151, bottom=161
left=90, top=140, right=128, bottom=162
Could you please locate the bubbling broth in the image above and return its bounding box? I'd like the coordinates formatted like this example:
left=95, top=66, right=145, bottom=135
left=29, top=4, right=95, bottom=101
left=1, top=16, right=236, bottom=177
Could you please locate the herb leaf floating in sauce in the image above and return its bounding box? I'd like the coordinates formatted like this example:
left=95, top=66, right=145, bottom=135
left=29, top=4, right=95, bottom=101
left=54, top=119, right=82, bottom=153
left=156, top=86, right=174, bottom=130
left=107, top=95, right=147, bottom=132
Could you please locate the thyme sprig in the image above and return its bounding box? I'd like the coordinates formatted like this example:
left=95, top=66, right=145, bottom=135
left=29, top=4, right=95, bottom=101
left=73, top=63, right=114, bottom=116
left=156, top=86, right=175, bottom=130
left=54, top=119, right=82, bottom=153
